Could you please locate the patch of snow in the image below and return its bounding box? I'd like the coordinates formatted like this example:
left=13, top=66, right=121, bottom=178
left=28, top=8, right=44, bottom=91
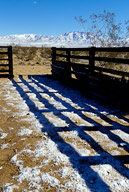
left=1, top=183, right=19, bottom=192
left=64, top=170, right=89, bottom=192
left=1, top=143, right=9, bottom=149
left=100, top=111, right=108, bottom=115
left=40, top=93, right=67, bottom=110
left=55, top=92, right=83, bottom=110
left=8, top=127, right=14, bottom=130
left=11, top=154, right=20, bottom=164
left=62, top=111, right=94, bottom=126
left=10, top=155, right=43, bottom=190
left=2, top=107, right=11, bottom=112
left=92, top=164, right=129, bottom=192
left=34, top=140, right=69, bottom=165
left=17, top=128, right=33, bottom=136
left=0, top=132, right=8, bottom=139
left=70, top=142, right=91, bottom=156
left=43, top=112, right=68, bottom=127
left=18, top=166, right=41, bottom=183
left=111, top=130, right=129, bottom=144
left=108, top=115, right=129, bottom=126
left=59, top=166, right=70, bottom=178
left=41, top=173, right=60, bottom=187
left=83, top=111, right=111, bottom=126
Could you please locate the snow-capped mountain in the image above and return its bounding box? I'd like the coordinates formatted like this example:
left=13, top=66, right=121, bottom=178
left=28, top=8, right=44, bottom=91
left=0, top=32, right=93, bottom=47
left=0, top=32, right=128, bottom=47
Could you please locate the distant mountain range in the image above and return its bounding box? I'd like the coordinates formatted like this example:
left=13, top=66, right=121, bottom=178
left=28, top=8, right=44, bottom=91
left=0, top=32, right=129, bottom=47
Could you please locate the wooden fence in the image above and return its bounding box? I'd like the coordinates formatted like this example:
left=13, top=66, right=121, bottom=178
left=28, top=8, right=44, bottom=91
left=0, top=46, right=13, bottom=78
left=51, top=46, right=129, bottom=109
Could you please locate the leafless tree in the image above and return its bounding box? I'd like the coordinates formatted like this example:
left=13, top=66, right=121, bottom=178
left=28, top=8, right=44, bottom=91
left=75, top=10, right=129, bottom=47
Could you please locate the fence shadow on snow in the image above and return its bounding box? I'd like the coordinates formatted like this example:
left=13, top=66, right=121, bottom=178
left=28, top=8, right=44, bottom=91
left=11, top=75, right=129, bottom=191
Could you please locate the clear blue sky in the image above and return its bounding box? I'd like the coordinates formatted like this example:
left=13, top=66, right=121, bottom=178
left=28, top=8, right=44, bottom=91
left=0, top=0, right=129, bottom=36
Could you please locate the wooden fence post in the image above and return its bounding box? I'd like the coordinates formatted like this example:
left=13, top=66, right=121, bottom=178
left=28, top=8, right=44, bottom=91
left=89, top=46, right=95, bottom=74
left=51, top=47, right=56, bottom=75
left=8, top=46, right=13, bottom=77
left=52, top=47, right=56, bottom=63
left=66, top=49, right=71, bottom=79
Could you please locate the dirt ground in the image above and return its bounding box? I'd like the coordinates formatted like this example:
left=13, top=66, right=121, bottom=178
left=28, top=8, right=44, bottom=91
left=0, top=64, right=51, bottom=190
left=0, top=59, right=129, bottom=192
left=14, top=65, right=51, bottom=76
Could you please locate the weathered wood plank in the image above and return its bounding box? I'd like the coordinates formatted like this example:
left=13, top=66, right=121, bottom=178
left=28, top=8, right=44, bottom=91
left=95, top=56, right=129, bottom=64
left=0, top=52, right=8, bottom=54
left=94, top=66, right=129, bottom=77
left=95, top=47, right=129, bottom=52
left=0, top=46, right=9, bottom=48
left=0, top=64, right=9, bottom=66
left=0, top=70, right=9, bottom=72
left=0, top=58, right=9, bottom=60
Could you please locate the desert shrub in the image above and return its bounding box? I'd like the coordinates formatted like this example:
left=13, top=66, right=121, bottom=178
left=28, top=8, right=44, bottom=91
left=40, top=47, right=52, bottom=58
left=12, top=45, right=52, bottom=66
left=13, top=46, right=37, bottom=60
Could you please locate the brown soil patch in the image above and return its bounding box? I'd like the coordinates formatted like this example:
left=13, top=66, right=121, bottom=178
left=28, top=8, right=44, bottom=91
left=0, top=60, right=51, bottom=190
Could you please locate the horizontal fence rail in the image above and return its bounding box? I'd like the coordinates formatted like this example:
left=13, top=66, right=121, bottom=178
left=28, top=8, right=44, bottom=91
left=0, top=46, right=13, bottom=78
left=51, top=46, right=129, bottom=80
left=51, top=46, right=129, bottom=110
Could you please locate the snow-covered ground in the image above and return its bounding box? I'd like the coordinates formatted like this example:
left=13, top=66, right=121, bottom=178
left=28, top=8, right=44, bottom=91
left=0, top=75, right=129, bottom=192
